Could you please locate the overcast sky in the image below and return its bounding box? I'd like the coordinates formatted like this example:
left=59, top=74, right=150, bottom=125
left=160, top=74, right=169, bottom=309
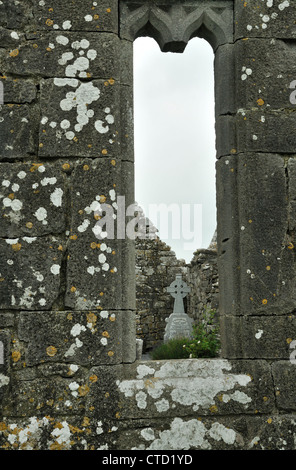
left=133, top=37, right=216, bottom=263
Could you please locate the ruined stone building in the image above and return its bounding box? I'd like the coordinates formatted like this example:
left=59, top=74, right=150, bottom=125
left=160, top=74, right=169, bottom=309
left=1, top=0, right=296, bottom=450
left=135, top=226, right=218, bottom=352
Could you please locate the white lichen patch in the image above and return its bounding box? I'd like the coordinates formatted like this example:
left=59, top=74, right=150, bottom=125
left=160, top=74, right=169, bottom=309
left=118, top=359, right=252, bottom=415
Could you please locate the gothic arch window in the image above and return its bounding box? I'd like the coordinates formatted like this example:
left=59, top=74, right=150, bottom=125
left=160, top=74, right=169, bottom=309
left=120, top=2, right=236, bottom=354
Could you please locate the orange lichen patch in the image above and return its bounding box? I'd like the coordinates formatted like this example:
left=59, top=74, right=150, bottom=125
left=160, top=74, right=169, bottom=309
left=102, top=331, right=110, bottom=338
left=26, top=222, right=33, bottom=229
left=99, top=292, right=104, bottom=297
left=101, top=149, right=108, bottom=155
left=86, top=312, right=97, bottom=324
left=99, top=195, right=106, bottom=203
left=90, top=241, right=99, bottom=249
left=30, top=163, right=44, bottom=172
left=12, top=351, right=21, bottom=362
left=58, top=244, right=63, bottom=251
left=83, top=164, right=89, bottom=171
left=109, top=315, right=116, bottom=322
left=78, top=384, right=90, bottom=397
left=106, top=8, right=111, bottom=13
left=8, top=193, right=14, bottom=200
left=0, top=422, right=7, bottom=432
left=70, top=234, right=77, bottom=240
left=286, top=338, right=293, bottom=345
left=262, top=298, right=268, bottom=305
left=39, top=143, right=44, bottom=148
left=94, top=14, right=99, bottom=19
left=62, top=162, right=71, bottom=171
left=257, top=98, right=264, bottom=106
left=70, top=286, right=76, bottom=293
left=107, top=350, right=114, bottom=357
left=111, top=159, right=116, bottom=166
left=267, top=418, right=272, bottom=424
left=46, top=346, right=57, bottom=357
left=94, top=213, right=100, bottom=220
left=89, top=374, right=98, bottom=384
left=108, top=78, right=115, bottom=85
left=0, top=278, right=5, bottom=282
left=67, top=313, right=73, bottom=321
left=209, top=405, right=218, bottom=413
left=46, top=19, right=54, bottom=26
left=288, top=242, right=294, bottom=250
left=82, top=417, right=90, bottom=427
left=9, top=49, right=19, bottom=57
left=12, top=243, right=21, bottom=252
left=115, top=412, right=120, bottom=419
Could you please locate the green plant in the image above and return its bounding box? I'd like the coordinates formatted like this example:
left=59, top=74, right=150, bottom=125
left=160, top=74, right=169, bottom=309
left=151, top=337, right=191, bottom=360
left=184, top=308, right=220, bottom=358
left=150, top=308, right=220, bottom=360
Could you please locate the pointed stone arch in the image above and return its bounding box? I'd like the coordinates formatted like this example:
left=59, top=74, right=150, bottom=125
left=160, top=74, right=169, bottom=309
left=120, top=1, right=233, bottom=52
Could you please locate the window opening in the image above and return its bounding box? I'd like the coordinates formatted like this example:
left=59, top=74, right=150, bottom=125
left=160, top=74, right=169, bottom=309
left=133, top=37, right=216, bottom=263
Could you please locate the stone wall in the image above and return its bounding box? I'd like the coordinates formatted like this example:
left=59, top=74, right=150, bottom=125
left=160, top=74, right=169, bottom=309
left=136, top=235, right=188, bottom=352
left=2, top=0, right=296, bottom=451
left=135, top=232, right=219, bottom=351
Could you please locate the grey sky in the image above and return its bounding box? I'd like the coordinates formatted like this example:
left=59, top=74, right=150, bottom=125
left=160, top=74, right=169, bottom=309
left=133, top=37, right=216, bottom=263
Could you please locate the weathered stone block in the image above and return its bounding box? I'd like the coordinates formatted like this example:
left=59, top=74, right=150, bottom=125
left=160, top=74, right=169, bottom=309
left=236, top=110, right=296, bottom=154
left=216, top=115, right=237, bottom=157
left=0, top=330, right=10, bottom=407
left=0, top=77, right=37, bottom=104
left=115, top=359, right=274, bottom=419
left=235, top=39, right=296, bottom=111
left=39, top=78, right=120, bottom=158
left=18, top=310, right=125, bottom=366
left=0, top=162, right=66, bottom=237
left=3, top=375, right=92, bottom=418
left=0, top=1, right=31, bottom=29
left=0, top=104, right=39, bottom=160
left=235, top=0, right=296, bottom=40
left=272, top=360, right=296, bottom=411
left=33, top=0, right=118, bottom=33
left=237, top=153, right=296, bottom=315
left=220, top=315, right=296, bottom=359
left=0, top=236, right=63, bottom=311
left=0, top=27, right=25, bottom=49
left=0, top=414, right=118, bottom=450
left=216, top=155, right=240, bottom=316
left=1, top=32, right=124, bottom=81
left=214, top=43, right=236, bottom=116
left=65, top=159, right=126, bottom=311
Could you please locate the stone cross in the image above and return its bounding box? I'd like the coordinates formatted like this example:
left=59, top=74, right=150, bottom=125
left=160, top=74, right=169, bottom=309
left=166, top=274, right=190, bottom=313
left=164, top=275, right=193, bottom=342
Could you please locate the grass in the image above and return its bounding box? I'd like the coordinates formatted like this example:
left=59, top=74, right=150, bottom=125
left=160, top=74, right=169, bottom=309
left=150, top=308, right=220, bottom=360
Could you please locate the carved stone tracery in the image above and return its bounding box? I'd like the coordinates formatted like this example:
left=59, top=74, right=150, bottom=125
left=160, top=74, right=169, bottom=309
left=120, top=0, right=234, bottom=52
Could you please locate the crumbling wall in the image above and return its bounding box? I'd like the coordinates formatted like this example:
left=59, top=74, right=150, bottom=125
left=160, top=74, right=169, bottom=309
left=136, top=236, right=187, bottom=352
